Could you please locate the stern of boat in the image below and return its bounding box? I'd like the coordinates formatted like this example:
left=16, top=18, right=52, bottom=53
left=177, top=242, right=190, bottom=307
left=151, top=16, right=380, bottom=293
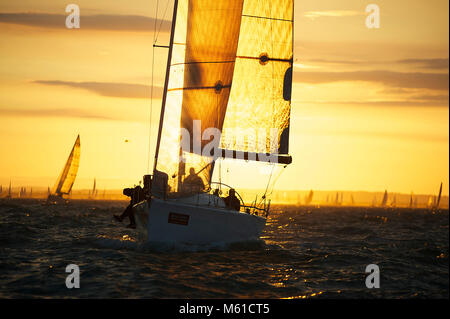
left=133, top=200, right=149, bottom=238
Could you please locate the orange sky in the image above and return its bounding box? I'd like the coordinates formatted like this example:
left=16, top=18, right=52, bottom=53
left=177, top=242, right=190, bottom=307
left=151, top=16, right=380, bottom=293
left=0, top=0, right=448, bottom=195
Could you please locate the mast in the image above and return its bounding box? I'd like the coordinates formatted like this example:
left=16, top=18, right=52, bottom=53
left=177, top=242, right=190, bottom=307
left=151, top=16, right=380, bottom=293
left=153, top=0, right=179, bottom=174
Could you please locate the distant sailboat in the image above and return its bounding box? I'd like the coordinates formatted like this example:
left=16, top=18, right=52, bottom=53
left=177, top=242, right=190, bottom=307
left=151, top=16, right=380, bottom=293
left=381, top=190, right=388, bottom=207
left=427, top=196, right=435, bottom=209
left=0, top=185, right=2, bottom=195
left=390, top=194, right=397, bottom=208
left=89, top=178, right=97, bottom=199
left=47, top=135, right=81, bottom=203
left=132, top=0, right=294, bottom=244
left=351, top=195, right=355, bottom=206
left=432, top=182, right=443, bottom=210
left=93, top=178, right=96, bottom=195
left=304, top=190, right=314, bottom=205
left=371, top=195, right=377, bottom=207
left=335, top=192, right=340, bottom=206
left=6, top=181, right=12, bottom=199
left=409, top=193, right=414, bottom=208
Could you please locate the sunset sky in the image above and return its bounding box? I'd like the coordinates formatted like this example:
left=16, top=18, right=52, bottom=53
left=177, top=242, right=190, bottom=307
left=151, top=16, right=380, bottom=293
left=0, top=0, right=448, bottom=195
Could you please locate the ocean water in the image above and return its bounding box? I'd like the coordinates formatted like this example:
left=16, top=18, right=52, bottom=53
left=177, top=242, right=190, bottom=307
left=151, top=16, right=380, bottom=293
left=0, top=199, right=448, bottom=299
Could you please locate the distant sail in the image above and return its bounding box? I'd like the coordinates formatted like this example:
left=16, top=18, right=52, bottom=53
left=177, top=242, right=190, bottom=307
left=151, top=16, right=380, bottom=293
left=305, top=190, right=314, bottom=205
left=427, top=196, right=434, bottom=208
left=91, top=178, right=97, bottom=198
left=435, top=182, right=443, bottom=209
left=409, top=193, right=414, bottom=208
left=7, top=181, right=11, bottom=198
left=51, top=135, right=81, bottom=197
left=381, top=190, right=388, bottom=207
left=391, top=194, right=397, bottom=207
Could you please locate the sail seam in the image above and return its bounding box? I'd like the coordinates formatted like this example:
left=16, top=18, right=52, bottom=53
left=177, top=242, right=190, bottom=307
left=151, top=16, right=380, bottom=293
left=171, top=60, right=235, bottom=67
left=242, top=14, right=292, bottom=22
left=236, top=56, right=293, bottom=63
left=168, top=85, right=232, bottom=92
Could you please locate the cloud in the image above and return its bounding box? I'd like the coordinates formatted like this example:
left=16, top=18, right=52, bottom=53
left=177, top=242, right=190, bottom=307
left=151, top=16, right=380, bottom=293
left=396, top=58, right=449, bottom=70
left=302, top=58, right=450, bottom=70
left=34, top=80, right=163, bottom=99
left=304, top=10, right=364, bottom=20
left=296, top=92, right=449, bottom=107
left=294, top=70, right=449, bottom=91
left=0, top=107, right=116, bottom=120
left=0, top=13, right=171, bottom=32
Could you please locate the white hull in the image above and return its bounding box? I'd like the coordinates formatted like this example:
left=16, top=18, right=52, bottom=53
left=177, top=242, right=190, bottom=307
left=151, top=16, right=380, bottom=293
left=133, top=196, right=266, bottom=245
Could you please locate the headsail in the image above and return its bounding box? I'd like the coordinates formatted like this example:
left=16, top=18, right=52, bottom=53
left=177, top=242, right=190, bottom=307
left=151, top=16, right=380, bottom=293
left=51, top=135, right=80, bottom=196
left=220, top=0, right=294, bottom=161
left=154, top=0, right=294, bottom=192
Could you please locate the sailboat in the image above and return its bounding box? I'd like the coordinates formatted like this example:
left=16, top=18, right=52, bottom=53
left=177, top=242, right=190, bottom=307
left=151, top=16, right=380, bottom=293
left=390, top=194, right=397, bottom=208
left=427, top=196, right=435, bottom=209
left=335, top=192, right=340, bottom=206
left=432, top=182, right=443, bottom=210
left=133, top=0, right=294, bottom=244
left=47, top=135, right=81, bottom=204
left=90, top=178, right=97, bottom=199
left=304, top=190, right=314, bottom=206
left=6, top=181, right=12, bottom=199
left=381, top=190, right=388, bottom=207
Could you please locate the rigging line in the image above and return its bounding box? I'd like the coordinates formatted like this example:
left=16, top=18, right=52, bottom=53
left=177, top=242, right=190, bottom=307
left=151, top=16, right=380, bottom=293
left=266, top=165, right=287, bottom=199
left=147, top=0, right=159, bottom=173
left=268, top=0, right=276, bottom=131
left=154, top=0, right=171, bottom=44
left=258, top=164, right=275, bottom=207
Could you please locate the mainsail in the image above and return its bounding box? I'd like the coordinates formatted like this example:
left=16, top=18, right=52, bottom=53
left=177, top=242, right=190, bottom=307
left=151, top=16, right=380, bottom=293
left=51, top=135, right=80, bottom=196
left=154, top=0, right=294, bottom=192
